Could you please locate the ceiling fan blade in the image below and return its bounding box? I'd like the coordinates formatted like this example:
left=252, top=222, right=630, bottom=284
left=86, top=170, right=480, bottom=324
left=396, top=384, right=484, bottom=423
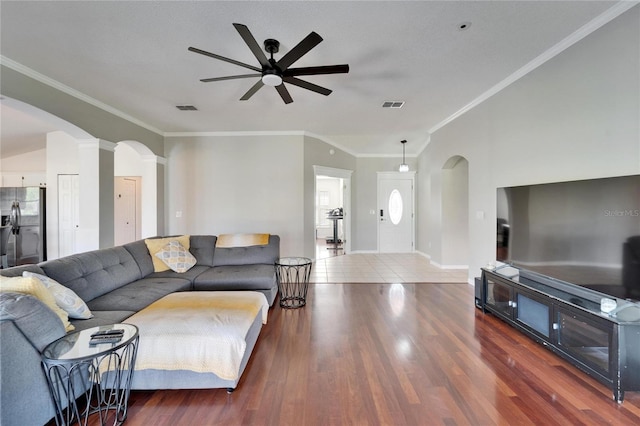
left=283, top=77, right=332, bottom=96
left=233, top=23, right=270, bottom=68
left=240, top=80, right=265, bottom=101
left=276, top=32, right=323, bottom=70
left=200, top=74, right=261, bottom=83
left=284, top=64, right=350, bottom=77
left=275, top=84, right=293, bottom=104
left=188, top=47, right=261, bottom=72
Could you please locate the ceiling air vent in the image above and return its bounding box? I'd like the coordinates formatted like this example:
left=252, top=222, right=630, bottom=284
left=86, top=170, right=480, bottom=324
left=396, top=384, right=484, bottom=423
left=382, top=101, right=404, bottom=109
left=176, top=105, right=198, bottom=111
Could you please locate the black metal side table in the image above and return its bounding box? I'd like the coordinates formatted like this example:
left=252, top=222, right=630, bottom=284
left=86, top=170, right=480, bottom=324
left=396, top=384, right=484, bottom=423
left=42, top=323, right=139, bottom=426
left=275, top=257, right=312, bottom=308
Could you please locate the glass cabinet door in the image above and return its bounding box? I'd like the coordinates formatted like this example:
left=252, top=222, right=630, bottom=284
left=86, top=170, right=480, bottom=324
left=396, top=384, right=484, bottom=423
left=485, top=277, right=513, bottom=319
left=515, top=291, right=550, bottom=339
left=556, top=307, right=613, bottom=377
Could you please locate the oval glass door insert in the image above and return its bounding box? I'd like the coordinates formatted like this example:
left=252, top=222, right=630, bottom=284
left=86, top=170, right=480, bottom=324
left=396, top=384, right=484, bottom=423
left=389, top=189, right=403, bottom=225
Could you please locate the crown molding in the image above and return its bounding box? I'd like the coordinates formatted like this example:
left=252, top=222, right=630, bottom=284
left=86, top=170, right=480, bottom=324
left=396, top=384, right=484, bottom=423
left=425, top=1, right=639, bottom=138
left=163, top=130, right=306, bottom=138
left=77, top=139, right=117, bottom=151
left=302, top=131, right=359, bottom=157
left=1, top=55, right=164, bottom=136
left=142, top=154, right=167, bottom=165
left=165, top=129, right=363, bottom=158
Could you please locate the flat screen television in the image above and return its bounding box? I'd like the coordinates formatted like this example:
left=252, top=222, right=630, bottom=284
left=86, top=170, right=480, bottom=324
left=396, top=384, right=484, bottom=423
left=497, top=175, right=640, bottom=302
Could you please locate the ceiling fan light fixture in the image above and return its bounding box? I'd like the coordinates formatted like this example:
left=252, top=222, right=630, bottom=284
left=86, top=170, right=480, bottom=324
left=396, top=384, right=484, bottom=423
left=262, top=73, right=283, bottom=87
left=190, top=23, right=349, bottom=103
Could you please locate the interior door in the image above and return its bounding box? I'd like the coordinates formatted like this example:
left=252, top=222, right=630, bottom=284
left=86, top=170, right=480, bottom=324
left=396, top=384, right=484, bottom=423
left=378, top=174, right=414, bottom=253
left=114, top=177, right=138, bottom=245
left=58, top=174, right=79, bottom=257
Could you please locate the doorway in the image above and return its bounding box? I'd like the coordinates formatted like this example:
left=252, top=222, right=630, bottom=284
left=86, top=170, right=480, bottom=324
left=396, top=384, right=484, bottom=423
left=58, top=174, right=79, bottom=257
left=114, top=176, right=141, bottom=245
left=313, top=166, right=352, bottom=260
left=378, top=171, right=415, bottom=253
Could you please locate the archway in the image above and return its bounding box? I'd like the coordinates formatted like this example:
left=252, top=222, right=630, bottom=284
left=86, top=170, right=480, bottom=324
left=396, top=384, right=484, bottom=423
left=114, top=141, right=162, bottom=242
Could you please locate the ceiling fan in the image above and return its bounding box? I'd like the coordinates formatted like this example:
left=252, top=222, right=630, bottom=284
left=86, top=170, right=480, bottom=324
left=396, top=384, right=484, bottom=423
left=188, top=23, right=349, bottom=104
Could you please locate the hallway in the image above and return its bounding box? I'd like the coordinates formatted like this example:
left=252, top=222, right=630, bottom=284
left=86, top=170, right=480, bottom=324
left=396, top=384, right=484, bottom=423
left=311, top=247, right=469, bottom=284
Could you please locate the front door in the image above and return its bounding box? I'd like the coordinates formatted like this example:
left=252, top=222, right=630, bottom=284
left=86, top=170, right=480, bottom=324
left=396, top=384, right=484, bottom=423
left=378, top=172, right=415, bottom=253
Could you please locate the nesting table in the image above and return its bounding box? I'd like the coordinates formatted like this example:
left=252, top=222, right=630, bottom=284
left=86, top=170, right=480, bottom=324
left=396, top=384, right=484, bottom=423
left=41, top=323, right=139, bottom=426
left=275, top=257, right=312, bottom=308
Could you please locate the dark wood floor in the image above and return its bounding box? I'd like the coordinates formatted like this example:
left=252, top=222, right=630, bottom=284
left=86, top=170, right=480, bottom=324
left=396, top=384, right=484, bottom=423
left=109, top=283, right=640, bottom=425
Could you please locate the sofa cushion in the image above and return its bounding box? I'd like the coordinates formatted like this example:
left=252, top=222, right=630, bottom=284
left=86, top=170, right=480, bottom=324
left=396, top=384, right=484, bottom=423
left=193, top=264, right=276, bottom=291
left=0, top=296, right=67, bottom=426
left=123, top=239, right=156, bottom=277
left=213, top=235, right=279, bottom=267
left=0, top=264, right=46, bottom=278
left=40, top=246, right=142, bottom=303
left=86, top=277, right=192, bottom=312
left=124, top=236, right=217, bottom=276
left=146, top=265, right=208, bottom=284
left=23, top=271, right=93, bottom=319
left=0, top=292, right=66, bottom=351
left=70, top=310, right=137, bottom=332
left=145, top=235, right=191, bottom=272
left=189, top=235, right=217, bottom=267
left=155, top=240, right=197, bottom=273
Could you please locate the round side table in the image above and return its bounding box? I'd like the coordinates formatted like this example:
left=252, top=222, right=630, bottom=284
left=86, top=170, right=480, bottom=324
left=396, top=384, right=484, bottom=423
left=41, top=323, right=139, bottom=426
left=275, top=257, right=312, bottom=308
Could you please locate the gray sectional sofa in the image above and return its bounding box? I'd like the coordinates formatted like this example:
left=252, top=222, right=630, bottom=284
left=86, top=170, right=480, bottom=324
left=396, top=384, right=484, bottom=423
left=0, top=234, right=279, bottom=426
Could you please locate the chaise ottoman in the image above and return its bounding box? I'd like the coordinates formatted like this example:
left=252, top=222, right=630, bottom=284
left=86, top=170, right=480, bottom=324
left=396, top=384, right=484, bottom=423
left=124, top=291, right=269, bottom=392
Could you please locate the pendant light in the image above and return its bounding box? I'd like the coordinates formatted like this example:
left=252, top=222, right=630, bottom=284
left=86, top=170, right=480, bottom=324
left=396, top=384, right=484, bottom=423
left=399, top=140, right=409, bottom=172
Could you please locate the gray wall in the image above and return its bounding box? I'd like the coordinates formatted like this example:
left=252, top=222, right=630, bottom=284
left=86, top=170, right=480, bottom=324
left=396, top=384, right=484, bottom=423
left=418, top=6, right=640, bottom=281
left=1, top=66, right=164, bottom=155
left=98, top=147, right=114, bottom=248
left=353, top=157, right=418, bottom=252
left=164, top=134, right=306, bottom=256
left=303, top=136, right=356, bottom=257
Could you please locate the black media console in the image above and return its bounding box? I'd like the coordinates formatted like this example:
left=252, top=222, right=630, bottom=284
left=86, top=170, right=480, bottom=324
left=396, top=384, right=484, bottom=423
left=480, top=266, right=640, bottom=403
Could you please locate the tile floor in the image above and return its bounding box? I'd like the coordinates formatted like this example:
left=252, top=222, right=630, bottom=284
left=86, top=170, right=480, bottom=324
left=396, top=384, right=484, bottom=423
left=310, top=251, right=469, bottom=284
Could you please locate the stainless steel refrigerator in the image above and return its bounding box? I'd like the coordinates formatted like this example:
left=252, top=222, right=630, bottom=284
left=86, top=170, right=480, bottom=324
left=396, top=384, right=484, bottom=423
left=0, top=187, right=46, bottom=268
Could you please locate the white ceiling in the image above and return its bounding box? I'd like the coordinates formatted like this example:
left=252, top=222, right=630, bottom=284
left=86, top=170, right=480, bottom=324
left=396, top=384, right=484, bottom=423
left=0, top=1, right=627, bottom=157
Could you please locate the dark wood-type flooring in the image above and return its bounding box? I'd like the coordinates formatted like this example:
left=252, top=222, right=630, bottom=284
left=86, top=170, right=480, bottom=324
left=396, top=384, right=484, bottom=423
left=95, top=283, right=640, bottom=425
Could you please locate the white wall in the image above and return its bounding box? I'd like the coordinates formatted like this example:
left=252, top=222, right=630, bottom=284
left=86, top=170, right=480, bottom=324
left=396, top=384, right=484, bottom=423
left=46, top=131, right=80, bottom=259
left=164, top=134, right=305, bottom=256
left=417, top=6, right=640, bottom=282
left=0, top=148, right=46, bottom=186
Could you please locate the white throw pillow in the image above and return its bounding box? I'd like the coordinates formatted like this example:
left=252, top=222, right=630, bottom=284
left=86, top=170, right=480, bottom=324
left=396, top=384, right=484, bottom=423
left=23, top=271, right=93, bottom=319
left=154, top=240, right=197, bottom=273
left=144, top=235, right=191, bottom=272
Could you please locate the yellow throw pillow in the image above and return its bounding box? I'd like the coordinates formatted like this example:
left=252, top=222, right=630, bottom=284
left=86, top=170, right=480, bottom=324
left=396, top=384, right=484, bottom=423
left=216, top=233, right=270, bottom=248
left=23, top=271, right=93, bottom=319
left=0, top=276, right=74, bottom=332
left=144, top=235, right=191, bottom=272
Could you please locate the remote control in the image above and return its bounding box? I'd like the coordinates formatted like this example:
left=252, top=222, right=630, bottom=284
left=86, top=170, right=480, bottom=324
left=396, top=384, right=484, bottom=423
left=89, top=335, right=123, bottom=345
left=91, top=329, right=124, bottom=338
